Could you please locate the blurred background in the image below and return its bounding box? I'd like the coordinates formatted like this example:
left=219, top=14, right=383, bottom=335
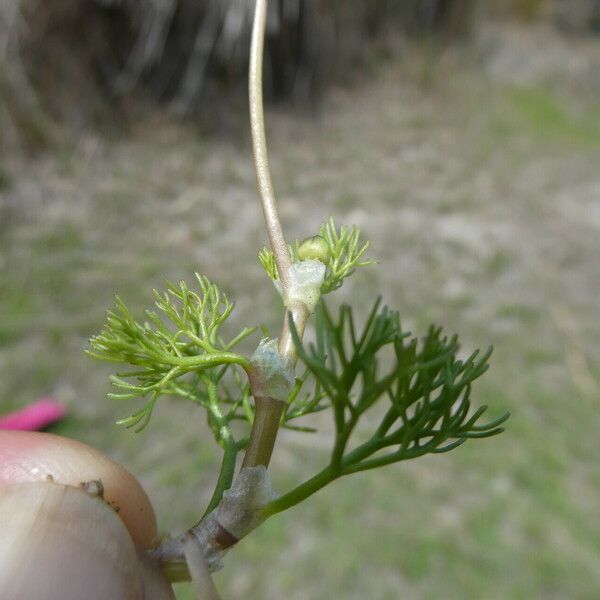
left=1, top=1, right=599, bottom=598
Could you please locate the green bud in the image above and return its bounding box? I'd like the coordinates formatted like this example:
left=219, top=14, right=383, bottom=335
left=297, top=235, right=330, bottom=264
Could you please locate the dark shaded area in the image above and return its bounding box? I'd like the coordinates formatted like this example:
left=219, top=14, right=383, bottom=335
left=87, top=0, right=477, bottom=109
left=1, top=0, right=599, bottom=147
left=1, top=0, right=476, bottom=140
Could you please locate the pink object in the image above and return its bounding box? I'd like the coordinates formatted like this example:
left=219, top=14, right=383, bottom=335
left=0, top=399, right=67, bottom=431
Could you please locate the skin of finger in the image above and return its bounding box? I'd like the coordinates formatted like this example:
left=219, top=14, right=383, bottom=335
left=0, top=430, right=158, bottom=549
left=0, top=482, right=146, bottom=600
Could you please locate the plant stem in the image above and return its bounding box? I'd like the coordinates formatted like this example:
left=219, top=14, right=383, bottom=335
left=203, top=437, right=238, bottom=516
left=249, top=0, right=292, bottom=291
left=331, top=410, right=360, bottom=468
left=278, top=303, right=310, bottom=360
left=261, top=436, right=392, bottom=517
left=262, top=465, right=337, bottom=517
left=242, top=303, right=310, bottom=468
left=244, top=0, right=309, bottom=470
left=202, top=377, right=239, bottom=515
left=241, top=396, right=284, bottom=468
left=183, top=537, right=223, bottom=600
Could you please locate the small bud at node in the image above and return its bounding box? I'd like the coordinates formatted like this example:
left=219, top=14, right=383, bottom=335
left=297, top=235, right=330, bottom=264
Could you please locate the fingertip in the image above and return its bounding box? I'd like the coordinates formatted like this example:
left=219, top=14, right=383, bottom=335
left=0, top=430, right=158, bottom=549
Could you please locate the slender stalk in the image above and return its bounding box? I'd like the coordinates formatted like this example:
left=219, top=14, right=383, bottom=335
left=89, top=350, right=251, bottom=371
left=247, top=0, right=315, bottom=359
left=249, top=0, right=292, bottom=291
left=202, top=378, right=239, bottom=514
left=278, top=303, right=310, bottom=361
left=203, top=438, right=238, bottom=516
left=262, top=465, right=337, bottom=517
left=330, top=410, right=361, bottom=469
left=262, top=437, right=389, bottom=517
left=244, top=0, right=312, bottom=469
left=183, top=537, right=222, bottom=600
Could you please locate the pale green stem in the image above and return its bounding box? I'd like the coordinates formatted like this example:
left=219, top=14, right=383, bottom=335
left=183, top=537, right=222, bottom=600
left=202, top=379, right=238, bottom=515
left=262, top=465, right=337, bottom=517
left=249, top=0, right=292, bottom=291
left=244, top=0, right=314, bottom=469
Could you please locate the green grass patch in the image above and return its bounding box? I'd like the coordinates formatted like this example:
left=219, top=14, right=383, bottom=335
left=507, top=86, right=600, bottom=146
left=30, top=221, right=84, bottom=253
left=0, top=286, right=39, bottom=346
